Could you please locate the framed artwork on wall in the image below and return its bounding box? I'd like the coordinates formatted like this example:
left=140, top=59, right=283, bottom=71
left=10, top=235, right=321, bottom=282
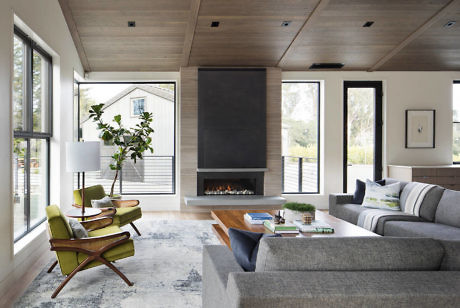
left=405, top=109, right=435, bottom=148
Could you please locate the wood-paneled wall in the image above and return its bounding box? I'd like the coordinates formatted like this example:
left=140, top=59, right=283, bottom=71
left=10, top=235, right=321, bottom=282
left=179, top=67, right=282, bottom=210
left=265, top=68, right=282, bottom=196
left=180, top=67, right=199, bottom=210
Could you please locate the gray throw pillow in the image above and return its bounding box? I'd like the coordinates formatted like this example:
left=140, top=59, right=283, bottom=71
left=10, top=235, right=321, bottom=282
left=68, top=219, right=88, bottom=239
left=91, top=196, right=113, bottom=208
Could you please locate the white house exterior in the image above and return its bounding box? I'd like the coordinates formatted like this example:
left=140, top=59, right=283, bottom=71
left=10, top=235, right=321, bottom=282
left=81, top=84, right=174, bottom=156
left=80, top=85, right=175, bottom=193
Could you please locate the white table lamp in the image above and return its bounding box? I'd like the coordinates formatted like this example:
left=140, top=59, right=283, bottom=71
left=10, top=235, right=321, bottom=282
left=66, top=141, right=100, bottom=215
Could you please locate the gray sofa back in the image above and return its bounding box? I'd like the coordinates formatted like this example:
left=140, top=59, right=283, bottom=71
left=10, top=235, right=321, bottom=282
left=436, top=189, right=460, bottom=228
left=399, top=183, right=445, bottom=222
left=256, top=237, right=446, bottom=272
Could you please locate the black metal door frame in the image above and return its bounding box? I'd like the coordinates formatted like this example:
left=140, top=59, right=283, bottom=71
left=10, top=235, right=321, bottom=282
left=343, top=81, right=383, bottom=193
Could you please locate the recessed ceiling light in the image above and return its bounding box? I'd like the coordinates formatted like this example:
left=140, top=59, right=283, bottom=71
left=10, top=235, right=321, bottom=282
left=363, top=21, right=374, bottom=27
left=128, top=21, right=136, bottom=27
left=281, top=21, right=292, bottom=27
left=211, top=21, right=220, bottom=27
left=444, top=20, right=456, bottom=28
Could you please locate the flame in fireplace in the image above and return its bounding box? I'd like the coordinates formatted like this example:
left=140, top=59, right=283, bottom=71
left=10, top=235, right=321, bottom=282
left=204, top=183, right=254, bottom=195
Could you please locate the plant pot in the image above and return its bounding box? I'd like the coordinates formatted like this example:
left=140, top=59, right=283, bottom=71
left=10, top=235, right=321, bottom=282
left=284, top=209, right=315, bottom=222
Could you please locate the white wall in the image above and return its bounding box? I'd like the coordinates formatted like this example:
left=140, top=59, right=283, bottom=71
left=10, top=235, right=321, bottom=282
left=0, top=0, right=83, bottom=299
left=282, top=71, right=460, bottom=209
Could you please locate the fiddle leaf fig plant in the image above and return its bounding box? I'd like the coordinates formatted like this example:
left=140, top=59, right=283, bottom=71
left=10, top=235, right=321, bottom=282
left=89, top=103, right=154, bottom=197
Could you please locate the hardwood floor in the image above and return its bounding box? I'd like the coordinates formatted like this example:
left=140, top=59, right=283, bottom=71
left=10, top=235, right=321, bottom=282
left=2, top=211, right=212, bottom=308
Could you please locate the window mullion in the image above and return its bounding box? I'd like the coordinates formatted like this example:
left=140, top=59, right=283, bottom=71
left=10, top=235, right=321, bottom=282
left=26, top=38, right=33, bottom=133
left=25, top=138, right=31, bottom=232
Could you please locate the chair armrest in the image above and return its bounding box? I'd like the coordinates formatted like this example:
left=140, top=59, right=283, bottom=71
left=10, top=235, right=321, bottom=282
left=49, top=231, right=131, bottom=255
left=112, top=200, right=139, bottom=208
left=80, top=216, right=114, bottom=231
left=329, top=193, right=354, bottom=205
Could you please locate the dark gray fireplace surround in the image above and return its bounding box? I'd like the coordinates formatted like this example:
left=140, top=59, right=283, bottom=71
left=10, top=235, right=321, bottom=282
left=185, top=68, right=285, bottom=206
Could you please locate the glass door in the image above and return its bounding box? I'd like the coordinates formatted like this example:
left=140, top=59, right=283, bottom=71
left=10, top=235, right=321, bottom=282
left=343, top=81, right=383, bottom=193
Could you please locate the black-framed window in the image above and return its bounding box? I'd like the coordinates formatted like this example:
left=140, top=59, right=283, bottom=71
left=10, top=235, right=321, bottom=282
left=75, top=82, right=176, bottom=195
left=343, top=81, right=383, bottom=193
left=453, top=81, right=460, bottom=163
left=281, top=81, right=320, bottom=194
left=13, top=26, right=52, bottom=242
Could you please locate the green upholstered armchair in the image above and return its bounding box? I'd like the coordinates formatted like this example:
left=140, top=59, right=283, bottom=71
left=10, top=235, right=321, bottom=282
left=46, top=205, right=134, bottom=298
left=73, top=185, right=142, bottom=236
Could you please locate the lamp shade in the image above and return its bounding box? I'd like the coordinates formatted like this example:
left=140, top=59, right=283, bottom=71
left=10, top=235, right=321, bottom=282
left=66, top=141, right=101, bottom=172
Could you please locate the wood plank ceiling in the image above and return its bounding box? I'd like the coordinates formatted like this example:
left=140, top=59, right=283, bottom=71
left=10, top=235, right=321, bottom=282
left=59, top=0, right=460, bottom=72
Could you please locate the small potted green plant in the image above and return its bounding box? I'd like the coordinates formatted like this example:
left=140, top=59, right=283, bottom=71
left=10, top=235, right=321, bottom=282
left=283, top=202, right=316, bottom=222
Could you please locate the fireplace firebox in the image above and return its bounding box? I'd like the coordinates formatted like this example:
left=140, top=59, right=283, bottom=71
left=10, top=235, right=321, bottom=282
left=197, top=172, right=264, bottom=196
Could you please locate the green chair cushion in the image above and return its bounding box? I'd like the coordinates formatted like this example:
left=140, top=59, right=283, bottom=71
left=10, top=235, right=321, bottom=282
left=73, top=185, right=106, bottom=208
left=113, top=206, right=142, bottom=226
left=79, top=224, right=135, bottom=270
left=87, top=225, right=121, bottom=237
left=46, top=205, right=79, bottom=275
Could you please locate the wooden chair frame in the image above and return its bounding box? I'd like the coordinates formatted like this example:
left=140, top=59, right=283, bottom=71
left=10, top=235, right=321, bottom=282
left=72, top=199, right=142, bottom=236
left=47, top=216, right=133, bottom=298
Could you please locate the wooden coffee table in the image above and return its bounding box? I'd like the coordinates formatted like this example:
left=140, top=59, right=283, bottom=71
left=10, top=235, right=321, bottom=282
left=211, top=209, right=379, bottom=249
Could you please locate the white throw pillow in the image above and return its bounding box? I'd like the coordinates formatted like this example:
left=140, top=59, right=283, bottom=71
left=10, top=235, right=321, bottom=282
left=362, top=180, right=401, bottom=211
left=68, top=219, right=88, bottom=239
left=91, top=196, right=113, bottom=208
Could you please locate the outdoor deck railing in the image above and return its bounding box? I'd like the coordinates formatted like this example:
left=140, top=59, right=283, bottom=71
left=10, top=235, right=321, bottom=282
left=73, top=155, right=317, bottom=195
left=282, top=156, right=319, bottom=193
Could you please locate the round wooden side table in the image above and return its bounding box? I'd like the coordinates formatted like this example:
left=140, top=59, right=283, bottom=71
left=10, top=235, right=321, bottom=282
left=66, top=207, right=102, bottom=221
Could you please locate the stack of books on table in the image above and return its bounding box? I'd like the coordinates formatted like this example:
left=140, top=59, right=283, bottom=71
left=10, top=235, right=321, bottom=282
left=263, top=220, right=299, bottom=234
left=244, top=212, right=273, bottom=225
left=293, top=220, right=334, bottom=233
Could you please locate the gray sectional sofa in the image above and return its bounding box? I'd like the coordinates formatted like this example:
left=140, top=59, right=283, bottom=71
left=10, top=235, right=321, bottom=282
left=203, top=237, right=460, bottom=307
left=329, top=178, right=460, bottom=240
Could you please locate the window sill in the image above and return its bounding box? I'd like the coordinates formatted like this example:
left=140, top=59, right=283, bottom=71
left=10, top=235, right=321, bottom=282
left=14, top=222, right=46, bottom=255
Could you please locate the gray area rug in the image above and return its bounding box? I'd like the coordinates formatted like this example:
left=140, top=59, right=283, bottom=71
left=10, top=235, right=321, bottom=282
left=15, top=219, right=219, bottom=307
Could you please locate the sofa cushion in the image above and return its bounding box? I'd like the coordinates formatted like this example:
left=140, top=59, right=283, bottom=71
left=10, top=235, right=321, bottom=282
left=439, top=240, right=460, bottom=271
left=352, top=179, right=385, bottom=204
left=399, top=183, right=444, bottom=221
left=228, top=228, right=280, bottom=272
left=435, top=189, right=460, bottom=228
left=256, top=237, right=444, bottom=272
left=384, top=221, right=460, bottom=241
left=419, top=185, right=445, bottom=221
left=374, top=214, right=424, bottom=235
